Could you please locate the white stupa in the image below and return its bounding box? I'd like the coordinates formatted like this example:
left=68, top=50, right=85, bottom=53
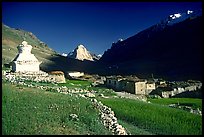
left=11, top=41, right=41, bottom=72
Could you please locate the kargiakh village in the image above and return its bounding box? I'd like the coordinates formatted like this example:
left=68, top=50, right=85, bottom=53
left=2, top=2, right=202, bottom=135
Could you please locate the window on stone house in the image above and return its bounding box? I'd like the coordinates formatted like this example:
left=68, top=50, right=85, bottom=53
left=114, top=81, right=116, bottom=85
left=107, top=80, right=110, bottom=84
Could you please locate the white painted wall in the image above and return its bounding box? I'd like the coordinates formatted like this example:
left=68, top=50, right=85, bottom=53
left=13, top=62, right=40, bottom=72
left=68, top=72, right=84, bottom=77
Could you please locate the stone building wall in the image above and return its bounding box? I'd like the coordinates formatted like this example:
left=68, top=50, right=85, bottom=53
left=135, top=82, right=146, bottom=95
left=48, top=71, right=66, bottom=83
left=67, top=71, right=84, bottom=78
left=123, top=81, right=135, bottom=94
left=105, top=78, right=153, bottom=95
left=49, top=74, right=66, bottom=83
left=12, top=62, right=40, bottom=72
left=146, top=83, right=156, bottom=95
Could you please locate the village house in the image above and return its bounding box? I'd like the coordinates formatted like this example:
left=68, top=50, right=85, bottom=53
left=146, top=81, right=156, bottom=94
left=150, top=80, right=202, bottom=98
left=106, top=75, right=203, bottom=98
left=106, top=75, right=124, bottom=91
left=105, top=76, right=155, bottom=95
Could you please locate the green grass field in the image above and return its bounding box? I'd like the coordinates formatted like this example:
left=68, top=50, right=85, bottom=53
left=58, top=79, right=92, bottom=89
left=99, top=98, right=202, bottom=135
left=2, top=78, right=202, bottom=135
left=148, top=98, right=202, bottom=110
left=2, top=82, right=112, bottom=135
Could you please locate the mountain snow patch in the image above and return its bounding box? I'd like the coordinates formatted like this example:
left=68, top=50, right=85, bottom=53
left=187, top=10, right=193, bottom=14
left=169, top=13, right=181, bottom=20
left=61, top=53, right=68, bottom=57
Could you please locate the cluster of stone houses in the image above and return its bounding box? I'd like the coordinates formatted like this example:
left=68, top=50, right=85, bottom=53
left=105, top=75, right=202, bottom=98
left=153, top=80, right=202, bottom=98
left=105, top=75, right=156, bottom=95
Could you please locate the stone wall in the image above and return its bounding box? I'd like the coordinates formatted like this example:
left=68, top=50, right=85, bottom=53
left=49, top=74, right=66, bottom=83
left=3, top=70, right=66, bottom=84
left=160, top=85, right=202, bottom=98
left=48, top=71, right=66, bottom=83
left=91, top=99, right=128, bottom=135
left=124, top=81, right=135, bottom=94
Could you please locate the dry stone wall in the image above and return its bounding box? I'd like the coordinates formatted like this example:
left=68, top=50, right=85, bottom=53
left=91, top=99, right=128, bottom=135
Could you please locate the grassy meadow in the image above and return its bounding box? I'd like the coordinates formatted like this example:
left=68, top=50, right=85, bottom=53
left=2, top=82, right=112, bottom=135
left=58, top=79, right=92, bottom=89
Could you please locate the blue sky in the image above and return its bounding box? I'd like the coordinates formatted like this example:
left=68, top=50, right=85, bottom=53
left=2, top=2, right=202, bottom=55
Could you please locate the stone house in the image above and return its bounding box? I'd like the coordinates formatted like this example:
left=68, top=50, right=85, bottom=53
left=150, top=87, right=174, bottom=98
left=156, top=80, right=167, bottom=88
left=135, top=80, right=147, bottom=95
left=146, top=82, right=156, bottom=94
left=105, top=76, right=153, bottom=95
left=121, top=80, right=136, bottom=94
left=106, top=76, right=123, bottom=91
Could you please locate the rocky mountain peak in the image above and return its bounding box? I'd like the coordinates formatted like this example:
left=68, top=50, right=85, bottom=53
left=68, top=44, right=94, bottom=61
left=77, top=44, right=85, bottom=48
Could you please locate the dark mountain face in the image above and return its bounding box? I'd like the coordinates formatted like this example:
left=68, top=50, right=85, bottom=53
left=99, top=16, right=202, bottom=81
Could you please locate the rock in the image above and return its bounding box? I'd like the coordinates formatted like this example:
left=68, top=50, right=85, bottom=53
left=69, top=113, right=79, bottom=121
left=84, top=92, right=95, bottom=98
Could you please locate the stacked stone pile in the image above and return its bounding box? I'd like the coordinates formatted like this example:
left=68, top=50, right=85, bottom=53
left=91, top=99, right=128, bottom=135
left=4, top=71, right=56, bottom=83
left=116, top=92, right=147, bottom=102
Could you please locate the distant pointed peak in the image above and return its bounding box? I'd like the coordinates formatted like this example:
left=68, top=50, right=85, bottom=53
left=77, top=44, right=85, bottom=48
left=68, top=44, right=95, bottom=61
